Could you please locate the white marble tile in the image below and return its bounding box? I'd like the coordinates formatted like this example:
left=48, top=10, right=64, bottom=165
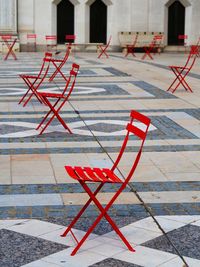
left=40, top=248, right=107, bottom=267
left=89, top=243, right=127, bottom=257
left=129, top=217, right=161, bottom=233
left=39, top=227, right=98, bottom=246
left=0, top=219, right=28, bottom=229
left=184, top=256, right=200, bottom=267
left=156, top=215, right=200, bottom=225
left=6, top=219, right=63, bottom=237
left=157, top=256, right=187, bottom=266
left=154, top=216, right=186, bottom=232
left=115, top=245, right=176, bottom=267
left=21, top=260, right=61, bottom=267
left=104, top=225, right=162, bottom=245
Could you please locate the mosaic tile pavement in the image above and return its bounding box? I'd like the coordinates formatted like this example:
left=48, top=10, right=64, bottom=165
left=0, top=51, right=200, bottom=266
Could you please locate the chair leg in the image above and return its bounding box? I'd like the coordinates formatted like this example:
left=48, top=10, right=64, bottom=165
left=49, top=62, right=68, bottom=82
left=37, top=97, right=72, bottom=135
left=98, top=46, right=109, bottom=59
left=23, top=88, right=44, bottom=107
left=168, top=68, right=193, bottom=93
left=61, top=183, right=104, bottom=238
left=68, top=181, right=135, bottom=256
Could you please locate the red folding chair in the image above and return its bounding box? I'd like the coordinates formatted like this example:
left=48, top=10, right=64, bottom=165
left=18, top=52, right=52, bottom=106
left=36, top=63, right=80, bottom=135
left=98, top=36, right=112, bottom=58
left=27, top=34, right=37, bottom=52
left=167, top=45, right=199, bottom=93
left=178, top=34, right=188, bottom=53
left=61, top=110, right=151, bottom=256
left=1, top=35, right=17, bottom=60
left=46, top=35, right=57, bottom=51
left=125, top=33, right=138, bottom=57
left=49, top=44, right=71, bottom=82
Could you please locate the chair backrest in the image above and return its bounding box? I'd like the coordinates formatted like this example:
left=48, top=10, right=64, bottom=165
left=65, top=35, right=76, bottom=44
left=178, top=34, right=188, bottom=40
left=111, top=110, right=151, bottom=185
left=59, top=44, right=71, bottom=66
left=27, top=34, right=37, bottom=43
left=46, top=35, right=57, bottom=46
left=178, top=34, right=188, bottom=45
left=150, top=34, right=163, bottom=48
left=1, top=35, right=12, bottom=41
left=37, top=52, right=52, bottom=82
left=153, top=34, right=163, bottom=44
left=183, top=45, right=198, bottom=70
left=62, top=63, right=80, bottom=98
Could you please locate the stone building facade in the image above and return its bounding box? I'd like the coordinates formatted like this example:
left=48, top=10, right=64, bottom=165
left=0, top=0, right=199, bottom=51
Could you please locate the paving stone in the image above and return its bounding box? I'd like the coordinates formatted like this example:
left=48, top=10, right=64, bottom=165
left=0, top=229, right=67, bottom=267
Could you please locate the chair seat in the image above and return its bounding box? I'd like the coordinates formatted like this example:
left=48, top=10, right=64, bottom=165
left=20, top=74, right=40, bottom=79
left=169, top=65, right=189, bottom=69
left=51, top=58, right=63, bottom=63
left=65, top=166, right=123, bottom=183
left=39, top=92, right=63, bottom=98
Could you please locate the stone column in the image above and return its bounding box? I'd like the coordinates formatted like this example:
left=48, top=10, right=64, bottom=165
left=0, top=0, right=17, bottom=33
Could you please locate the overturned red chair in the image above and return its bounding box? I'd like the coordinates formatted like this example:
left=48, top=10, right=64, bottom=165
left=167, top=45, right=199, bottom=93
left=49, top=44, right=71, bottom=82
left=36, top=63, right=80, bottom=135
left=98, top=36, right=112, bottom=58
left=62, top=110, right=151, bottom=255
left=18, top=52, right=52, bottom=107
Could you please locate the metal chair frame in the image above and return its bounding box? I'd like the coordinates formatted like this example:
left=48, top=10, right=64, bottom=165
left=18, top=52, right=52, bottom=106
left=49, top=44, right=71, bottom=82
left=125, top=34, right=138, bottom=57
left=167, top=45, right=198, bottom=93
left=61, top=110, right=151, bottom=255
left=36, top=63, right=80, bottom=135
left=98, top=36, right=112, bottom=58
left=1, top=35, right=17, bottom=60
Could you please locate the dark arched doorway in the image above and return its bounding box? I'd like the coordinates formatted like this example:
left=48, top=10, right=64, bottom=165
left=90, top=0, right=107, bottom=43
left=57, top=0, right=74, bottom=43
left=168, top=1, right=185, bottom=45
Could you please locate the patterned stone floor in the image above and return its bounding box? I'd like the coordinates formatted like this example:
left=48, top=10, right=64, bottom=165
left=0, top=51, right=200, bottom=267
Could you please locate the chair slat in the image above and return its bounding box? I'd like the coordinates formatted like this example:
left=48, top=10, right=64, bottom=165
left=93, top=168, right=109, bottom=182
left=126, top=123, right=146, bottom=140
left=102, top=169, right=123, bottom=183
left=130, top=110, right=151, bottom=125
left=65, top=166, right=79, bottom=180
left=83, top=167, right=102, bottom=182
left=74, top=166, right=92, bottom=181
